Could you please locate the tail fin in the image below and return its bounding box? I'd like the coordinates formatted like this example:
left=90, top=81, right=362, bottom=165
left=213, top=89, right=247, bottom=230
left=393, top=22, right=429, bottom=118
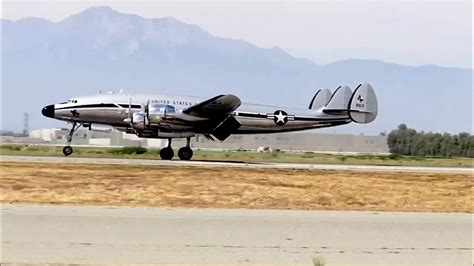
left=308, top=89, right=331, bottom=110
left=321, top=83, right=378, bottom=124
left=348, top=83, right=378, bottom=123
left=323, top=85, right=352, bottom=113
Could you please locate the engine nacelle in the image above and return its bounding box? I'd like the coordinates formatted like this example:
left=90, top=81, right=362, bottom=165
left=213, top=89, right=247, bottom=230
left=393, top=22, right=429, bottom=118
left=147, top=104, right=176, bottom=125
left=131, top=112, right=147, bottom=130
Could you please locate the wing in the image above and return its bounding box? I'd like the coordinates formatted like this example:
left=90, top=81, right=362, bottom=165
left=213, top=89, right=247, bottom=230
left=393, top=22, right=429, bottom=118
left=183, top=94, right=241, bottom=117
left=182, top=94, right=242, bottom=141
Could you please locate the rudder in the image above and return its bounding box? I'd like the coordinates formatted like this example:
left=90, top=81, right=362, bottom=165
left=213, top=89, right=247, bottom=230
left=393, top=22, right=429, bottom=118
left=348, top=83, right=378, bottom=123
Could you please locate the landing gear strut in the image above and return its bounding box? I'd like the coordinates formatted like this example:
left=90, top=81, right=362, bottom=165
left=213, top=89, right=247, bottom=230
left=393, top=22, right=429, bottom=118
left=178, top=137, right=193, bottom=160
left=63, top=122, right=82, bottom=156
left=159, top=138, right=174, bottom=160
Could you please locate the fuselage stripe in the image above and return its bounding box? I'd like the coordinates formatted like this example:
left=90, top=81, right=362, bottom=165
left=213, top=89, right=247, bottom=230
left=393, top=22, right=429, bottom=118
left=235, top=112, right=348, bottom=121
left=55, top=104, right=141, bottom=110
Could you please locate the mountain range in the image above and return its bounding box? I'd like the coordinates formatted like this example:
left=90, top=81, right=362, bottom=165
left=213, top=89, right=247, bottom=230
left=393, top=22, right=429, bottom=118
left=2, top=6, right=472, bottom=134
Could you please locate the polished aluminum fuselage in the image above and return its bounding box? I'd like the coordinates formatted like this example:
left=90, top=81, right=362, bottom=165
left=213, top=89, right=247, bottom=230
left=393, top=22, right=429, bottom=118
left=50, top=92, right=351, bottom=136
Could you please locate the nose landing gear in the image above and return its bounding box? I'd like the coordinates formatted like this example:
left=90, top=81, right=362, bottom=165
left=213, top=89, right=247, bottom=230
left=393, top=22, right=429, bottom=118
left=63, top=145, right=73, bottom=156
left=62, top=122, right=82, bottom=156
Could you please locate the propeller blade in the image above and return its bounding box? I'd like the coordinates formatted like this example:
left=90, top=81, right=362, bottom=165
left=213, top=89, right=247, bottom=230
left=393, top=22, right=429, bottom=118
left=145, top=100, right=150, bottom=120
left=128, top=98, right=132, bottom=119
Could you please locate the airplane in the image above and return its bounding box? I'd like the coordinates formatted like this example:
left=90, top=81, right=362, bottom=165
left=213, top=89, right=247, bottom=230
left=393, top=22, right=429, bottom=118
left=42, top=83, right=378, bottom=160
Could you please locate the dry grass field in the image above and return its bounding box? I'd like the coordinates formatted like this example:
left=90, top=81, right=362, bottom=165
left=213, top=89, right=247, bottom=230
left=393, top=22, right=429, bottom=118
left=1, top=162, right=472, bottom=213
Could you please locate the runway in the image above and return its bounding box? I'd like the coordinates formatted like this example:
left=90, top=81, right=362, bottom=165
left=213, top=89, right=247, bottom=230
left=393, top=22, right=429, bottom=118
left=1, top=204, right=472, bottom=265
left=2, top=155, right=472, bottom=173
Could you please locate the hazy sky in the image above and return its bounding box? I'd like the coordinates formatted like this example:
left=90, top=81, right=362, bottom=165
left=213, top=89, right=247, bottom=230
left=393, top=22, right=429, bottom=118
left=2, top=0, right=473, bottom=68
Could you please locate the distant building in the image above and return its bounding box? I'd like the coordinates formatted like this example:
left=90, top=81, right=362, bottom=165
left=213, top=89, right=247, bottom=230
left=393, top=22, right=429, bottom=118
left=190, top=133, right=389, bottom=154
left=29, top=128, right=67, bottom=142
left=16, top=128, right=390, bottom=154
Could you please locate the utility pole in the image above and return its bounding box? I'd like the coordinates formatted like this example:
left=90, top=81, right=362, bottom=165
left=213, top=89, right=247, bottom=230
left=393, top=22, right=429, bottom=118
left=23, top=112, right=29, bottom=136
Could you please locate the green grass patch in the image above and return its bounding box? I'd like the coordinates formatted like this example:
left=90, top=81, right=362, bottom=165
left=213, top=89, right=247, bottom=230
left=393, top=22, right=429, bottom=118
left=110, top=147, right=148, bottom=155
left=1, top=144, right=472, bottom=168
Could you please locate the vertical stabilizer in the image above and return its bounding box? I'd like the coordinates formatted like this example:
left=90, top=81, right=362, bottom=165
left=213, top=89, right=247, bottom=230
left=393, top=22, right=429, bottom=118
left=323, top=85, right=352, bottom=111
left=348, top=83, right=378, bottom=123
left=308, top=89, right=332, bottom=110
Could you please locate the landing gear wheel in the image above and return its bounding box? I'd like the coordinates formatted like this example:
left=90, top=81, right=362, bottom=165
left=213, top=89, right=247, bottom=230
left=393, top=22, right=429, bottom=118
left=178, top=147, right=193, bottom=160
left=160, top=147, right=174, bottom=160
left=63, top=146, right=73, bottom=156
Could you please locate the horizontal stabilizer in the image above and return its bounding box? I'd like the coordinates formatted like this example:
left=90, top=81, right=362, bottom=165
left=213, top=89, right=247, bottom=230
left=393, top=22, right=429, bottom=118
left=348, top=83, right=378, bottom=123
left=323, top=85, right=352, bottom=114
left=308, top=89, right=332, bottom=110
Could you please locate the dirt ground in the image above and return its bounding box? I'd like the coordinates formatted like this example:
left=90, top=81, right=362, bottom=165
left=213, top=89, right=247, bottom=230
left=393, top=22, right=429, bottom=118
left=1, top=162, right=472, bottom=212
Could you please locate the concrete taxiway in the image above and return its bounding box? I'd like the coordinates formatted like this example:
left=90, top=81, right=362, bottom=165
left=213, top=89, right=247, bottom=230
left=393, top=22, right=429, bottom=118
left=1, top=204, right=472, bottom=265
left=2, top=155, right=473, bottom=173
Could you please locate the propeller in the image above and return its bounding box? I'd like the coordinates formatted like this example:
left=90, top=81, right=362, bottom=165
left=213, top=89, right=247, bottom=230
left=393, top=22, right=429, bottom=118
left=145, top=100, right=150, bottom=123
left=127, top=97, right=139, bottom=134
left=122, top=98, right=150, bottom=133
left=122, top=98, right=133, bottom=123
left=128, top=97, right=132, bottom=122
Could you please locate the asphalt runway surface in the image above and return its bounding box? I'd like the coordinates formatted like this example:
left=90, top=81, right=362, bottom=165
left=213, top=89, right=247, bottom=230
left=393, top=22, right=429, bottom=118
left=2, top=155, right=473, bottom=173
left=1, top=204, right=472, bottom=265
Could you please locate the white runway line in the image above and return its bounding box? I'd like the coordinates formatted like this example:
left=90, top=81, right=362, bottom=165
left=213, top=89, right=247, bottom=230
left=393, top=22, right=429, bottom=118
left=1, top=155, right=473, bottom=173
left=1, top=204, right=472, bottom=265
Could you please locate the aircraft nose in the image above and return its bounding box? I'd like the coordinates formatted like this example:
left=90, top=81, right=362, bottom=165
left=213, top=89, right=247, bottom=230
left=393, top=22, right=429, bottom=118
left=42, top=105, right=55, bottom=118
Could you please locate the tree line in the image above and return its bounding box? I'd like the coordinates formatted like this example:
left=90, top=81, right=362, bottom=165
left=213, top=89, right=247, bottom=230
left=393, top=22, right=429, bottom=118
left=387, top=124, right=473, bottom=158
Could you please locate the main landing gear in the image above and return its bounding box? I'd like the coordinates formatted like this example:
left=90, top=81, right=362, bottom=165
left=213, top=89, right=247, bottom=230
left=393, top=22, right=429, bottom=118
left=159, top=138, right=174, bottom=160
left=159, top=137, right=193, bottom=160
left=62, top=122, right=82, bottom=156
left=178, top=137, right=193, bottom=160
